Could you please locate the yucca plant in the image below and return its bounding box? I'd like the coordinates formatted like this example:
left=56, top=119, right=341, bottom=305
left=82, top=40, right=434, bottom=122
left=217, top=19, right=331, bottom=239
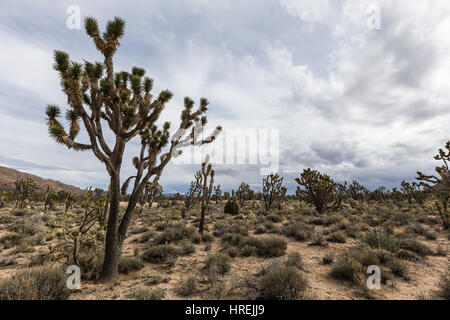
left=199, top=157, right=215, bottom=235
left=14, top=178, right=39, bottom=209
left=46, top=16, right=221, bottom=280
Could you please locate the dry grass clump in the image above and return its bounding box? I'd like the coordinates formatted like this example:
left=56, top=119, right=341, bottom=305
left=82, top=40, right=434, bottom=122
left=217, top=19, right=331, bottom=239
left=131, top=287, right=165, bottom=300
left=142, top=244, right=179, bottom=264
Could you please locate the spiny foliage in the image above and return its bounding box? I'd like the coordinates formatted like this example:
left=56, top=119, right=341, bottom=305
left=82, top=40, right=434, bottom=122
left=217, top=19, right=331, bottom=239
left=199, top=157, right=215, bottom=235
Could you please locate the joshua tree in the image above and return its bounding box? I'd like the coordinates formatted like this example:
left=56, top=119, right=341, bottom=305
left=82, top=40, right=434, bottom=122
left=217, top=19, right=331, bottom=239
left=214, top=184, right=222, bottom=204
left=417, top=141, right=450, bottom=229
left=401, top=181, right=414, bottom=204
left=411, top=182, right=427, bottom=205
left=369, top=186, right=389, bottom=202
left=45, top=16, right=221, bottom=280
left=262, top=173, right=283, bottom=211
left=345, top=180, right=367, bottom=202
left=295, top=169, right=341, bottom=215
left=14, top=178, right=39, bottom=209
left=237, top=182, right=251, bottom=206
left=182, top=171, right=202, bottom=218
left=198, top=158, right=215, bottom=235
left=144, top=181, right=163, bottom=208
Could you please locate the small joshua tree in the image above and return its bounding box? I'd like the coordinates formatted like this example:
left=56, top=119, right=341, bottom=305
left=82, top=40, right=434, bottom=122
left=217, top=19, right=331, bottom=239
left=14, top=178, right=39, bottom=209
left=295, top=169, right=341, bottom=215
left=45, top=189, right=104, bottom=264
left=198, top=158, right=215, bottom=235
left=182, top=171, right=202, bottom=218
left=46, top=16, right=221, bottom=280
left=262, top=173, right=283, bottom=212
left=214, top=184, right=222, bottom=204
left=417, top=141, right=450, bottom=229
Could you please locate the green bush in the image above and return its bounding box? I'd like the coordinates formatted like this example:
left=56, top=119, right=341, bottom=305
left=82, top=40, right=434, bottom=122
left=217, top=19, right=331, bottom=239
left=282, top=222, right=313, bottom=242
left=286, top=252, right=304, bottom=270
left=0, top=266, right=70, bottom=300
left=155, top=223, right=195, bottom=244
left=259, top=263, right=308, bottom=300
left=224, top=200, right=239, bottom=215
left=142, top=244, right=179, bottom=263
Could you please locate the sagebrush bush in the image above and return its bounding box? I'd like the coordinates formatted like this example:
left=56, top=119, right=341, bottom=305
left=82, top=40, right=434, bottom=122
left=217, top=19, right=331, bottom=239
left=142, top=244, right=179, bottom=263
left=438, top=273, right=450, bottom=300
left=0, top=265, right=70, bottom=300
left=258, top=262, right=308, bottom=300
left=255, top=236, right=287, bottom=257
left=364, top=229, right=398, bottom=253
left=286, top=252, right=304, bottom=270
left=155, top=223, right=195, bottom=244
left=327, top=231, right=346, bottom=243
left=131, top=288, right=165, bottom=300
left=331, top=255, right=364, bottom=284
left=282, top=221, right=313, bottom=242
left=118, top=257, right=144, bottom=274
left=176, top=276, right=198, bottom=297
left=399, top=238, right=433, bottom=256
left=204, top=253, right=231, bottom=275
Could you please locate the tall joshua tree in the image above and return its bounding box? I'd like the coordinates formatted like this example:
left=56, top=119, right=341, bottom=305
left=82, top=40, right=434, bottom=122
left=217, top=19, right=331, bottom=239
left=46, top=16, right=221, bottom=280
left=262, top=173, right=283, bottom=211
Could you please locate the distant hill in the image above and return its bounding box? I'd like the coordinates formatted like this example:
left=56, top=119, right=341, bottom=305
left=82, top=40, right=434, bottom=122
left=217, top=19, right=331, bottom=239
left=0, top=165, right=85, bottom=196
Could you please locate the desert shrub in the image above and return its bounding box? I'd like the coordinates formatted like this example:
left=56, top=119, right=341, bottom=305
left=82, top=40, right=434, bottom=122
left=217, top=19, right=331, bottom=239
left=147, top=275, right=164, bottom=285
left=423, top=230, right=437, bottom=240
left=438, top=273, right=450, bottom=300
left=389, top=212, right=413, bottom=226
left=77, top=251, right=103, bottom=280
left=0, top=266, right=70, bottom=300
left=364, top=229, right=399, bottom=253
left=142, top=244, right=179, bottom=263
left=266, top=214, right=283, bottom=223
left=155, top=223, right=195, bottom=244
left=222, top=233, right=245, bottom=247
left=225, top=246, right=240, bottom=258
left=224, top=200, right=239, bottom=215
left=258, top=263, right=308, bottom=300
left=0, top=233, right=22, bottom=248
left=282, top=221, right=313, bottom=242
left=176, top=277, right=198, bottom=297
left=203, top=282, right=227, bottom=300
left=240, top=245, right=256, bottom=257
left=255, top=236, right=287, bottom=258
left=202, top=233, right=214, bottom=243
left=310, top=232, right=326, bottom=246
left=385, top=256, right=409, bottom=279
left=331, top=255, right=364, bottom=284
left=137, top=231, right=154, bottom=243
left=406, top=223, right=425, bottom=235
left=204, top=253, right=231, bottom=275
left=327, top=231, right=346, bottom=243
left=181, top=240, right=195, bottom=255
left=399, top=238, right=433, bottom=256
left=323, top=252, right=334, bottom=265
left=286, top=252, right=304, bottom=270
left=131, top=288, right=165, bottom=300
left=118, top=257, right=144, bottom=274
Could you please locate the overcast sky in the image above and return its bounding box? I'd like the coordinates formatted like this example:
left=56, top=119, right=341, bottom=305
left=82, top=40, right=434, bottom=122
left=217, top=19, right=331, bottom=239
left=1, top=0, right=449, bottom=194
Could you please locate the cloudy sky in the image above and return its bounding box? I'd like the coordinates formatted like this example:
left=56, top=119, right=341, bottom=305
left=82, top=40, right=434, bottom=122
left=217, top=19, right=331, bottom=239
left=1, top=0, right=449, bottom=194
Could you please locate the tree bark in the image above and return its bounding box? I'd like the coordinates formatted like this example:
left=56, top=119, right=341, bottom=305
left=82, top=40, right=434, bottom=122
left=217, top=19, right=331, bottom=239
left=100, top=173, right=121, bottom=281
